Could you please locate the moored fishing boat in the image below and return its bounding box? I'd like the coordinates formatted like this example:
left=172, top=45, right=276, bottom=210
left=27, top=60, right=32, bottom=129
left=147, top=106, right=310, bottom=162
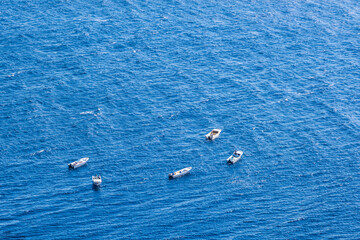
left=227, top=151, right=243, bottom=164
left=92, top=175, right=102, bottom=186
left=68, top=157, right=89, bottom=169
left=168, top=167, right=192, bottom=179
left=205, top=129, right=222, bottom=140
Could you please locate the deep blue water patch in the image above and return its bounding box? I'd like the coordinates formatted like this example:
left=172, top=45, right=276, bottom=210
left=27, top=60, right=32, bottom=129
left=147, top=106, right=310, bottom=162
left=1, top=0, right=360, bottom=239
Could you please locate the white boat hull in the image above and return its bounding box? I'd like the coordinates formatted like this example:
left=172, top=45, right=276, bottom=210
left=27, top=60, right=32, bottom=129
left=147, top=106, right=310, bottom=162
left=92, top=176, right=102, bottom=186
left=169, top=167, right=192, bottom=179
left=205, top=129, right=222, bottom=140
left=92, top=180, right=102, bottom=186
left=72, top=162, right=86, bottom=169
left=68, top=157, right=89, bottom=169
left=227, top=151, right=243, bottom=164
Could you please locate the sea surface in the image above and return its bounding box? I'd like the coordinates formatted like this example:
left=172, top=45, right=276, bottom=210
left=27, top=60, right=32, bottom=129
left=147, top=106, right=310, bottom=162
left=1, top=0, right=360, bottom=239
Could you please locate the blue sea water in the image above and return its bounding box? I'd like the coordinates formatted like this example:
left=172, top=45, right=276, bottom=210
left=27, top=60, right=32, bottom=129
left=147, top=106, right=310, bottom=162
left=1, top=0, right=360, bottom=239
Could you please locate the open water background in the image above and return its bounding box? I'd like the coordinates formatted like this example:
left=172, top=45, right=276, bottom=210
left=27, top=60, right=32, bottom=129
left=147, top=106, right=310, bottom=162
left=1, top=0, right=360, bottom=239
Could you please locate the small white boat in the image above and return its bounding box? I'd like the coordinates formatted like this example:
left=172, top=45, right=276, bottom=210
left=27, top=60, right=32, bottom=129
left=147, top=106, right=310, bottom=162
left=227, top=150, right=243, bottom=164
left=68, top=157, right=89, bottom=169
left=205, top=129, right=222, bottom=140
left=92, top=175, right=102, bottom=186
left=169, top=167, right=192, bottom=179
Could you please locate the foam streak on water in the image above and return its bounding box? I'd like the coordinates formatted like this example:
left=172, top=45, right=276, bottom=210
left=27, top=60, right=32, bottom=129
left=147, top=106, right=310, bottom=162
left=1, top=0, right=360, bottom=239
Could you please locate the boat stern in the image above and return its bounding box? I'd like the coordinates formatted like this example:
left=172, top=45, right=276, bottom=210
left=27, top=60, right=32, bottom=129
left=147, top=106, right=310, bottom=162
left=93, top=181, right=101, bottom=186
